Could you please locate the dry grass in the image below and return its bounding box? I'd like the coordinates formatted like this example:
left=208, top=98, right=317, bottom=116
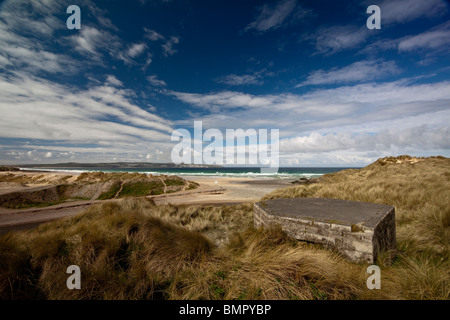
left=0, top=172, right=73, bottom=185
left=0, top=155, right=448, bottom=300
left=264, top=155, right=450, bottom=299
left=0, top=199, right=213, bottom=299
left=1, top=198, right=373, bottom=300
left=170, top=226, right=380, bottom=300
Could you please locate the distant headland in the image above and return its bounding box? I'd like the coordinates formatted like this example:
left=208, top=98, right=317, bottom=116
left=15, top=162, right=222, bottom=169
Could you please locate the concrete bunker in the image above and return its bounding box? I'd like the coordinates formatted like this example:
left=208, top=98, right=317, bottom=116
left=254, top=198, right=396, bottom=264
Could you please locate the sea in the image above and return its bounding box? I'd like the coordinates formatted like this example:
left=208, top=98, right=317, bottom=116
left=20, top=166, right=358, bottom=180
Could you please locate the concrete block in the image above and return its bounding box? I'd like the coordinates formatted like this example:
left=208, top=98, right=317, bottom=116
left=254, top=198, right=396, bottom=264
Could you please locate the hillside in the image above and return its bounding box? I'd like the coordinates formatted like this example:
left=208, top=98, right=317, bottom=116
left=0, top=171, right=198, bottom=209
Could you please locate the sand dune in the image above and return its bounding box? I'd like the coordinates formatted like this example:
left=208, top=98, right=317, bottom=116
left=0, top=170, right=294, bottom=233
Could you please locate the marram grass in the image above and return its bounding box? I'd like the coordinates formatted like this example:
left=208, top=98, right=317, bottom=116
left=0, top=156, right=448, bottom=300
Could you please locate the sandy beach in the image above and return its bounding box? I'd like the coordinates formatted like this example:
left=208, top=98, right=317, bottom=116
left=0, top=170, right=294, bottom=233
left=154, top=176, right=293, bottom=205
left=1, top=170, right=294, bottom=203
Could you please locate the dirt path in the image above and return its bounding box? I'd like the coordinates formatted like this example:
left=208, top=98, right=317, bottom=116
left=0, top=177, right=291, bottom=234
left=114, top=181, right=125, bottom=199
left=0, top=200, right=102, bottom=235
left=0, top=182, right=226, bottom=235
left=180, top=179, right=190, bottom=191
left=158, top=176, right=168, bottom=193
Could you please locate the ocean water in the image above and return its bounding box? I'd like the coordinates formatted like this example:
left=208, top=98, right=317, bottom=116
left=20, top=166, right=357, bottom=179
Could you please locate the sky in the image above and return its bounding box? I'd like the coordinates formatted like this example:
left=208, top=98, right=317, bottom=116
left=0, top=0, right=449, bottom=167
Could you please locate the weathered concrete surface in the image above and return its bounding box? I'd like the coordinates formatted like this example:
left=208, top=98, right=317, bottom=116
left=254, top=198, right=396, bottom=264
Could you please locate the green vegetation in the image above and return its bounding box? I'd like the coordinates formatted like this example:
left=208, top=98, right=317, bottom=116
left=186, top=181, right=200, bottom=190
left=3, top=199, right=67, bottom=210
left=0, top=156, right=448, bottom=300
left=0, top=166, right=20, bottom=172
left=164, top=179, right=186, bottom=187
left=75, top=171, right=149, bottom=183
left=0, top=173, right=72, bottom=184
left=77, top=173, right=190, bottom=199
left=97, top=181, right=122, bottom=200
left=0, top=184, right=70, bottom=209
left=0, top=172, right=194, bottom=207
left=118, top=181, right=165, bottom=197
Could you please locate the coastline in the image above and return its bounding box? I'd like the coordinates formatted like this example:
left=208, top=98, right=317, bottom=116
left=0, top=170, right=295, bottom=233
left=1, top=156, right=449, bottom=300
left=4, top=169, right=299, bottom=203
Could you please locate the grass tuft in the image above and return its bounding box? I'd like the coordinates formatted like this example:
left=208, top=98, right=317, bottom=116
left=0, top=156, right=448, bottom=300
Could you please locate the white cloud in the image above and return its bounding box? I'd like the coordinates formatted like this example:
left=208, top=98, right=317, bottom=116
left=162, top=36, right=180, bottom=56
left=0, top=72, right=174, bottom=146
left=0, top=0, right=180, bottom=164
left=169, top=90, right=359, bottom=117
left=299, top=1, right=443, bottom=58
left=398, top=22, right=450, bottom=52
left=74, top=27, right=107, bottom=55
left=0, top=0, right=448, bottom=167
left=245, top=0, right=298, bottom=32
left=0, top=0, right=64, bottom=37
left=127, top=43, right=147, bottom=58
left=85, top=1, right=119, bottom=31
left=297, top=60, right=401, bottom=87
left=142, top=28, right=179, bottom=61
left=216, top=69, right=272, bottom=86
left=358, top=38, right=402, bottom=55
left=280, top=124, right=450, bottom=154
left=142, top=55, right=153, bottom=71
left=380, top=0, right=448, bottom=24
left=64, top=22, right=150, bottom=68
left=117, top=42, right=149, bottom=65
left=359, top=21, right=450, bottom=57
left=147, top=75, right=167, bottom=87
left=0, top=41, right=77, bottom=74
left=216, top=74, right=263, bottom=86
left=309, top=25, right=369, bottom=55
left=0, top=4, right=78, bottom=75
left=170, top=80, right=450, bottom=165
left=143, top=28, right=165, bottom=41
left=61, top=26, right=125, bottom=69
left=105, top=75, right=124, bottom=87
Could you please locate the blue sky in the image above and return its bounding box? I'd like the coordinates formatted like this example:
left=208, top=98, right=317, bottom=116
left=0, top=0, right=449, bottom=166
